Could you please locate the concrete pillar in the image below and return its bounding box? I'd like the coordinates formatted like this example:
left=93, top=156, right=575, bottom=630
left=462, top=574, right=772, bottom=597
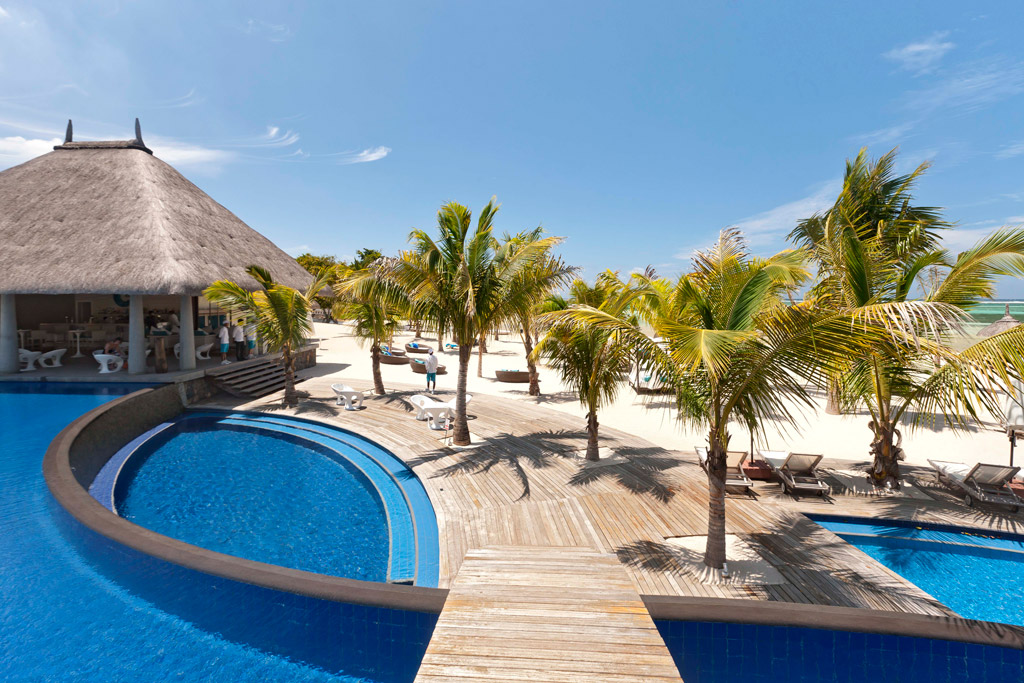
left=128, top=295, right=146, bottom=374
left=0, top=294, right=17, bottom=374
left=179, top=294, right=196, bottom=371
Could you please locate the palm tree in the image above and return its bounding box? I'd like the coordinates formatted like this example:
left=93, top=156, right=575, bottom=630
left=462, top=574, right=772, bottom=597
left=383, top=198, right=563, bottom=445
left=533, top=273, right=641, bottom=460
left=792, top=148, right=1024, bottom=488
left=334, top=263, right=406, bottom=395
left=205, top=265, right=333, bottom=406
left=502, top=227, right=576, bottom=395
left=545, top=231, right=884, bottom=569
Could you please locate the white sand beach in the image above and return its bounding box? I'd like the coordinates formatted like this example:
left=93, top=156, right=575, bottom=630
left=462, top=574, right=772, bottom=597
left=309, top=322, right=1016, bottom=472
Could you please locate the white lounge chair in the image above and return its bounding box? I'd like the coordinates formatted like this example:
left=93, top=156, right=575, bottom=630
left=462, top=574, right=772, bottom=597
left=93, top=352, right=124, bottom=374
left=37, top=348, right=67, bottom=368
left=928, top=459, right=1022, bottom=512
left=173, top=343, right=180, bottom=359
left=18, top=348, right=41, bottom=372
left=331, top=383, right=365, bottom=411
left=695, top=446, right=754, bottom=492
left=196, top=343, right=213, bottom=360
left=761, top=450, right=830, bottom=497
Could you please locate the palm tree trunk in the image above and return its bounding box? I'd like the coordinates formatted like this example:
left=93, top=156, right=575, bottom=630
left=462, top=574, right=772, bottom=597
left=825, top=376, right=842, bottom=415
left=371, top=345, right=385, bottom=395
left=523, top=328, right=541, bottom=396
left=585, top=411, right=600, bottom=461
left=703, top=432, right=728, bottom=569
left=868, top=420, right=903, bottom=489
left=454, top=344, right=472, bottom=445
left=477, top=333, right=486, bottom=377
left=282, top=344, right=297, bottom=407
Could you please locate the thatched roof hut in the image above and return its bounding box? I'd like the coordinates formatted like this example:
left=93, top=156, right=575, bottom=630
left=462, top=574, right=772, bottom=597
left=979, top=304, right=1021, bottom=337
left=0, top=123, right=311, bottom=295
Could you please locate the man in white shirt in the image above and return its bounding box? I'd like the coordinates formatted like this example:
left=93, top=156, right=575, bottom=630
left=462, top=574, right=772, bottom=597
left=424, top=349, right=439, bottom=394
left=217, top=322, right=231, bottom=365
left=232, top=319, right=247, bottom=361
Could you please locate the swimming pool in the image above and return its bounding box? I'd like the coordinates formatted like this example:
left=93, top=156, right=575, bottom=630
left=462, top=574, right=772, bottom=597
left=811, top=514, right=1024, bottom=627
left=0, top=382, right=436, bottom=681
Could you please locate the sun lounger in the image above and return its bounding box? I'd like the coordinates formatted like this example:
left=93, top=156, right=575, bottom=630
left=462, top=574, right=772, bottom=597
left=37, top=348, right=67, bottom=368
left=928, top=459, right=1022, bottom=511
left=330, top=383, right=365, bottom=411
left=695, top=447, right=755, bottom=491
left=18, top=348, right=41, bottom=372
left=760, top=450, right=830, bottom=497
left=381, top=344, right=405, bottom=357
left=405, top=342, right=432, bottom=354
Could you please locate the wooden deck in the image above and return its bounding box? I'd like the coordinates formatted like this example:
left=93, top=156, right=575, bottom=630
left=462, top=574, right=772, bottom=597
left=214, top=376, right=1024, bottom=618
left=414, top=546, right=682, bottom=682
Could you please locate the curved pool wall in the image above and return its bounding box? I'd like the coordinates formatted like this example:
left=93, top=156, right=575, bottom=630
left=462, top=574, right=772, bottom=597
left=90, top=410, right=439, bottom=586
left=44, top=384, right=446, bottom=681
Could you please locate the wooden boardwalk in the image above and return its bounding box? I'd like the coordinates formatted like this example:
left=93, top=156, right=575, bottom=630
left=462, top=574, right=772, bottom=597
left=216, top=376, right=1024, bottom=618
left=413, top=546, right=683, bottom=683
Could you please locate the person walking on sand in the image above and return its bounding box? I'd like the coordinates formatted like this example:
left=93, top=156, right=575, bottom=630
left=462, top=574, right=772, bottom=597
left=217, top=321, right=231, bottom=365
left=424, top=348, right=439, bottom=395
left=232, top=318, right=247, bottom=361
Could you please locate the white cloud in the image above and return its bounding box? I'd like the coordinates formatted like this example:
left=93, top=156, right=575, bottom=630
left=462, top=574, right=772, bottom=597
left=728, top=180, right=842, bottom=246
left=0, top=135, right=60, bottom=167
left=240, top=19, right=292, bottom=43
left=908, top=58, right=1024, bottom=114
left=883, top=31, right=955, bottom=75
left=336, top=146, right=391, bottom=165
left=852, top=121, right=916, bottom=147
left=144, top=136, right=236, bottom=173
left=996, top=141, right=1024, bottom=160
left=261, top=125, right=300, bottom=147
left=151, top=88, right=203, bottom=109
left=0, top=6, right=10, bottom=20
left=282, top=244, right=311, bottom=257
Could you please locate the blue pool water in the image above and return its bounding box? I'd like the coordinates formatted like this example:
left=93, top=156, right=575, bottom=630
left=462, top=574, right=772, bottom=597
left=813, top=515, right=1024, bottom=627
left=0, top=382, right=433, bottom=681
left=115, top=421, right=390, bottom=581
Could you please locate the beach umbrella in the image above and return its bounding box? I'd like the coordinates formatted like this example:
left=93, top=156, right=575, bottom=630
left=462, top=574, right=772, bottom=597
left=978, top=304, right=1021, bottom=337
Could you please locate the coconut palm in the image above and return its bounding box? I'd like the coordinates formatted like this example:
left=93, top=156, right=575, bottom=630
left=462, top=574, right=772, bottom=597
left=533, top=273, right=642, bottom=461
left=544, top=231, right=890, bottom=569
left=502, top=227, right=576, bottom=395
left=792, top=148, right=1024, bottom=488
left=334, top=263, right=406, bottom=395
left=383, top=198, right=564, bottom=445
left=205, top=265, right=333, bottom=406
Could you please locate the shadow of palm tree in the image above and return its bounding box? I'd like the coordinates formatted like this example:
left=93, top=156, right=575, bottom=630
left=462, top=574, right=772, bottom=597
left=249, top=394, right=339, bottom=417
left=616, top=540, right=696, bottom=574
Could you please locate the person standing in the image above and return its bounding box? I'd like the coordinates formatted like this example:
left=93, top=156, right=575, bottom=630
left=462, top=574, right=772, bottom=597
left=217, top=321, right=231, bottom=365
left=245, top=320, right=257, bottom=358
left=424, top=348, right=439, bottom=395
left=232, top=318, right=247, bottom=361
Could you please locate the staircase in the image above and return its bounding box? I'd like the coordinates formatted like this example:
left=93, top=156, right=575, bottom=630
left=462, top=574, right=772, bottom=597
left=206, top=357, right=288, bottom=399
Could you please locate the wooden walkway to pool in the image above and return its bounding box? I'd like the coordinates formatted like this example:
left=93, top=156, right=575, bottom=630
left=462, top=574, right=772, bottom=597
left=413, top=546, right=682, bottom=682
left=213, top=376, right=1024, bottom=618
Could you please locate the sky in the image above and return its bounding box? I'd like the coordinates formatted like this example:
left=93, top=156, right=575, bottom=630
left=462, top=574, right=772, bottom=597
left=3, top=2, right=1024, bottom=294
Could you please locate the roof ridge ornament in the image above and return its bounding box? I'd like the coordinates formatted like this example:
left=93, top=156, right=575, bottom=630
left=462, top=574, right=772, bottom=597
left=65, top=120, right=73, bottom=143
left=134, top=118, right=144, bottom=146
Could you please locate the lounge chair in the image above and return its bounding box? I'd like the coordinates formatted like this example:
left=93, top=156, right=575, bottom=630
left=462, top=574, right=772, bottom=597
left=93, top=352, right=124, bottom=374
left=173, top=343, right=180, bottom=359
left=694, top=447, right=754, bottom=492
left=18, top=348, right=41, bottom=372
left=405, top=342, right=432, bottom=354
left=381, top=344, right=405, bottom=357
left=37, top=348, right=67, bottom=368
left=760, top=450, right=830, bottom=497
left=444, top=342, right=459, bottom=350
left=928, top=460, right=1022, bottom=512
left=331, top=383, right=365, bottom=411
left=195, top=343, right=213, bottom=360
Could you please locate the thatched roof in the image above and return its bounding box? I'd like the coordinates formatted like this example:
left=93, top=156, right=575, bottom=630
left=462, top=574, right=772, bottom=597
left=979, top=304, right=1021, bottom=337
left=0, top=133, right=312, bottom=295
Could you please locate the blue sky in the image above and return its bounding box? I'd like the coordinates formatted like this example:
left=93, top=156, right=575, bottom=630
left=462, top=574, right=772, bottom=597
left=3, top=2, right=1024, bottom=293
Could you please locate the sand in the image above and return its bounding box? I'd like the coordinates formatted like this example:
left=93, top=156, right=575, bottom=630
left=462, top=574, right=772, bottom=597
left=308, top=322, right=1016, bottom=472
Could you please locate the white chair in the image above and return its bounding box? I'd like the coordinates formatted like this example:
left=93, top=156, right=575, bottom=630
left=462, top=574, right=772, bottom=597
left=196, top=343, right=213, bottom=360
left=423, top=404, right=452, bottom=430
left=93, top=352, right=124, bottom=374
left=38, top=348, right=67, bottom=368
left=18, top=349, right=41, bottom=372
left=173, top=343, right=181, bottom=359
left=331, top=383, right=365, bottom=411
